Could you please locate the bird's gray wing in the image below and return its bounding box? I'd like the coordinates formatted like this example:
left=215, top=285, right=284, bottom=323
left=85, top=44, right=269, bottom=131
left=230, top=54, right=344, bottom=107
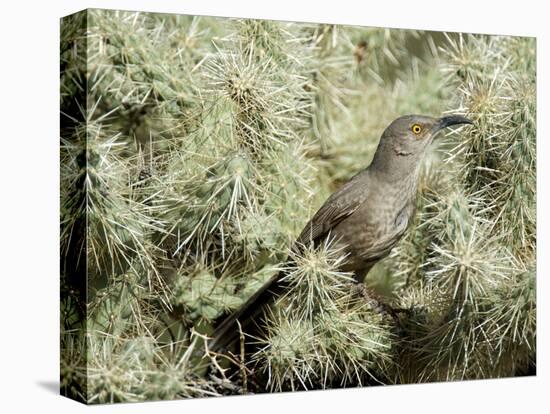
left=295, top=171, right=368, bottom=247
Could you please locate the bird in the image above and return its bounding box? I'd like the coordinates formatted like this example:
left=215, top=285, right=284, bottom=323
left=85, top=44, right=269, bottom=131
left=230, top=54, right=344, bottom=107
left=209, top=114, right=473, bottom=352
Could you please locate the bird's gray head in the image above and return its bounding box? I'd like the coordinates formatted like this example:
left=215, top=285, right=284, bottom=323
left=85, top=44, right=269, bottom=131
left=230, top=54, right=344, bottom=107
left=370, top=114, right=472, bottom=178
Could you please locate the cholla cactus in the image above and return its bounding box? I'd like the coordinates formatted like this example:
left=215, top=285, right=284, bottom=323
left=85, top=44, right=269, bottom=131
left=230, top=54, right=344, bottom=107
left=251, top=238, right=394, bottom=392
left=60, top=9, right=536, bottom=404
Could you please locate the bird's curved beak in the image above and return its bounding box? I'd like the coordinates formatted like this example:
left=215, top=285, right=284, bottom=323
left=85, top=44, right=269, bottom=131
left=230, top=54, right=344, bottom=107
left=435, top=115, right=473, bottom=133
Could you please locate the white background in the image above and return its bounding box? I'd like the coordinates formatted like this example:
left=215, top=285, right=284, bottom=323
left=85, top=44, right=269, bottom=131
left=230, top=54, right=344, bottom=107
left=0, top=0, right=547, bottom=412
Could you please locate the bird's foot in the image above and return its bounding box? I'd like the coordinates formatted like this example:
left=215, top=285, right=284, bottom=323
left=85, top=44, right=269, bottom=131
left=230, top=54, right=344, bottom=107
left=351, top=283, right=411, bottom=321
left=351, top=283, right=386, bottom=313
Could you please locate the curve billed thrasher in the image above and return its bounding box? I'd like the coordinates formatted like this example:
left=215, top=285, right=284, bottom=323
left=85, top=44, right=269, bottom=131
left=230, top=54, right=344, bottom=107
left=209, top=114, right=472, bottom=352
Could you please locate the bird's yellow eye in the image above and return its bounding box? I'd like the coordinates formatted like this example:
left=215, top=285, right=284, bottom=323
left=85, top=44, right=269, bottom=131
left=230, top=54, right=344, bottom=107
left=411, top=124, right=422, bottom=134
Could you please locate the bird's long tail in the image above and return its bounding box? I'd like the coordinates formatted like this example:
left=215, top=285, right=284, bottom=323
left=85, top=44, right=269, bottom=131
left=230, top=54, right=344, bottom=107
left=208, top=270, right=287, bottom=353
